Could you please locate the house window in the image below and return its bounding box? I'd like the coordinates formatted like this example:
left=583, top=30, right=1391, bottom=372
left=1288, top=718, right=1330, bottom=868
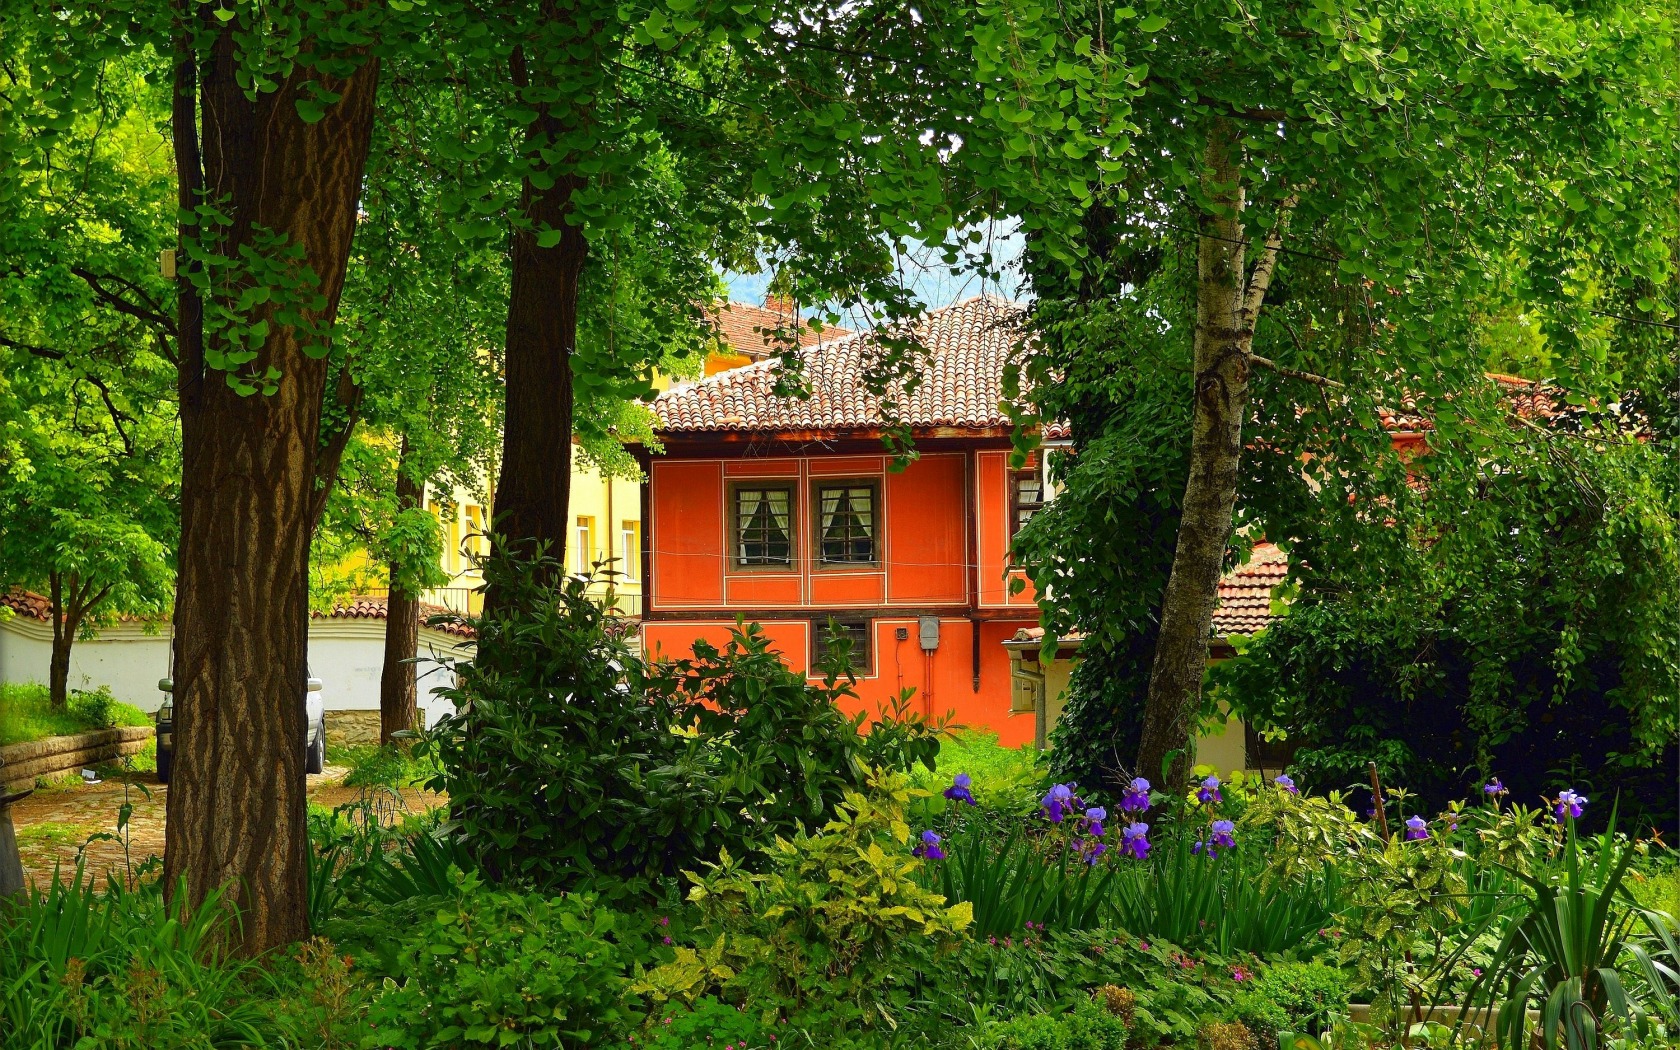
left=816, top=482, right=878, bottom=566
left=814, top=617, right=871, bottom=674
left=734, top=485, right=794, bottom=568
left=574, top=516, right=595, bottom=574
left=465, top=505, right=488, bottom=557
left=1011, top=461, right=1046, bottom=538
left=620, top=520, right=640, bottom=580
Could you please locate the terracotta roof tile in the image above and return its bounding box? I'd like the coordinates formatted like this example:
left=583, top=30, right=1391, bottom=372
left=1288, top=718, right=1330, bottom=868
left=315, top=595, right=477, bottom=639
left=706, top=301, right=850, bottom=359
left=1006, top=542, right=1291, bottom=647
left=657, top=296, right=1045, bottom=435
left=1, top=589, right=50, bottom=621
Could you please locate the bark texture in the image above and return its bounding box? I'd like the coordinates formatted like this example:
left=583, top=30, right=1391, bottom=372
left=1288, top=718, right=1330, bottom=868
left=1135, top=122, right=1287, bottom=785
left=163, top=15, right=379, bottom=955
left=485, top=43, right=587, bottom=616
left=380, top=444, right=422, bottom=744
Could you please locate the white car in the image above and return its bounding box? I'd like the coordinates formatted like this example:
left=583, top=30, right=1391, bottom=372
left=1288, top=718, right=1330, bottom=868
left=155, top=676, right=326, bottom=783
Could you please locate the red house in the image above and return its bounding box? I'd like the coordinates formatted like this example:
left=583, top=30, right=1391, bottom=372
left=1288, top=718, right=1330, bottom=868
left=636, top=296, right=1051, bottom=745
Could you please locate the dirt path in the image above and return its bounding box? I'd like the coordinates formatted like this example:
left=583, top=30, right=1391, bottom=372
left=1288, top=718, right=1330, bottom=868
left=8, top=766, right=446, bottom=887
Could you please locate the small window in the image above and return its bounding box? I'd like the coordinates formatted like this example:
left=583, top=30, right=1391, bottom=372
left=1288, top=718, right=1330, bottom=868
left=816, top=482, right=878, bottom=566
left=574, top=516, right=595, bottom=574
left=734, top=485, right=794, bottom=568
left=1011, top=462, right=1046, bottom=538
left=620, top=520, right=640, bottom=581
left=814, top=617, right=871, bottom=674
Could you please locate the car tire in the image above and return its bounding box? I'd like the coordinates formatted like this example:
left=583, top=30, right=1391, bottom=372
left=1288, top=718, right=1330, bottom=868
left=306, top=730, right=324, bottom=775
left=156, top=747, right=172, bottom=785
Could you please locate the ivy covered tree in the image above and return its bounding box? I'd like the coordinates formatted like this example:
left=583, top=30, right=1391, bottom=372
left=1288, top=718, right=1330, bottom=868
left=1009, top=0, right=1678, bottom=786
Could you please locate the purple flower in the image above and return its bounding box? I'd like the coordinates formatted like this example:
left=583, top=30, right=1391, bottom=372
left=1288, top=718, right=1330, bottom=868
left=1041, top=783, right=1079, bottom=823
left=1210, top=819, right=1236, bottom=850
left=1483, top=777, right=1507, bottom=798
left=913, top=829, right=945, bottom=860
left=1197, top=775, right=1223, bottom=805
left=1555, top=789, right=1587, bottom=822
left=1082, top=838, right=1108, bottom=864
left=1121, top=823, right=1151, bottom=860
left=1404, top=815, right=1429, bottom=841
left=1274, top=774, right=1298, bottom=794
left=943, top=772, right=977, bottom=806
left=1121, top=777, right=1152, bottom=814
left=1081, top=806, right=1108, bottom=838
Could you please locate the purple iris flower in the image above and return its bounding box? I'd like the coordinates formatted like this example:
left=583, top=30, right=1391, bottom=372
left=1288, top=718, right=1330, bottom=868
left=1274, top=774, right=1298, bottom=794
left=1404, top=816, right=1429, bottom=841
left=1483, top=777, right=1507, bottom=798
left=1555, top=789, right=1587, bottom=822
left=1121, top=777, right=1152, bottom=814
left=1121, top=823, right=1151, bottom=860
left=943, top=772, right=977, bottom=806
left=1209, top=820, right=1236, bottom=849
left=1082, top=838, right=1108, bottom=864
left=1197, top=775, right=1223, bottom=805
left=913, top=829, right=946, bottom=860
left=1082, top=806, right=1108, bottom=838
left=1041, top=783, right=1078, bottom=823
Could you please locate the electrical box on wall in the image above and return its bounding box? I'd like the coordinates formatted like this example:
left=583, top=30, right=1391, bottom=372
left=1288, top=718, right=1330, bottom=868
left=918, top=616, right=940, bottom=651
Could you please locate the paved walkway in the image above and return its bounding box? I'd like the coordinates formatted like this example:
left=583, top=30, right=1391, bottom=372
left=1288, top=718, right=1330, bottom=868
left=8, top=766, right=446, bottom=887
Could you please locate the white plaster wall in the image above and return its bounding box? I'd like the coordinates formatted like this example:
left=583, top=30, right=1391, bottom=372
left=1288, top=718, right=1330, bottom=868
left=0, top=617, right=465, bottom=726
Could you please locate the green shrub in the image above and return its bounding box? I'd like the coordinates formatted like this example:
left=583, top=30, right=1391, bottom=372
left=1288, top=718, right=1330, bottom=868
left=636, top=996, right=772, bottom=1049
left=1231, top=963, right=1350, bottom=1046
left=363, top=872, right=634, bottom=1049
left=983, top=994, right=1131, bottom=1050
left=424, top=546, right=941, bottom=896
left=639, top=773, right=972, bottom=1034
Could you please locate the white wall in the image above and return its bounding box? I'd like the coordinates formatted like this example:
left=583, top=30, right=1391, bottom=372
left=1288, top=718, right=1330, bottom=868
left=0, top=615, right=466, bottom=726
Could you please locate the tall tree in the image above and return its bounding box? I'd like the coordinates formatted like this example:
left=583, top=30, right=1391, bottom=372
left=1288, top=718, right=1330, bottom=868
left=0, top=19, right=180, bottom=708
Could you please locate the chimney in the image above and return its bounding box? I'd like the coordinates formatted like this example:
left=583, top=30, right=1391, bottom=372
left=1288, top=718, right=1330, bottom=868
left=763, top=293, right=796, bottom=319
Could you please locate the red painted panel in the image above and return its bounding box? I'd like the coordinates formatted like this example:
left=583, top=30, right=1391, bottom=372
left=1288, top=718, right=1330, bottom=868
left=642, top=619, right=810, bottom=673
left=809, top=572, right=885, bottom=606
left=727, top=574, right=802, bottom=605
left=651, top=461, right=724, bottom=607
left=886, top=454, right=967, bottom=604
left=977, top=451, right=1009, bottom=606
left=808, top=455, right=885, bottom=476
left=724, top=459, right=799, bottom=476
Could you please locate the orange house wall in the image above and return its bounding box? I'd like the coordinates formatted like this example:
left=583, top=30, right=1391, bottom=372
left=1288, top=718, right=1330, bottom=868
left=644, top=448, right=1037, bottom=746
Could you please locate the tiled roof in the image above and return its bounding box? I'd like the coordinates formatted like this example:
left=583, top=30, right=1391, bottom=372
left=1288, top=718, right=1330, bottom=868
left=1212, top=542, right=1289, bottom=636
left=1005, top=542, right=1292, bottom=647
left=706, top=300, right=851, bottom=358
left=315, top=595, right=477, bottom=639
left=656, top=296, right=1041, bottom=435
left=1, top=589, right=50, bottom=621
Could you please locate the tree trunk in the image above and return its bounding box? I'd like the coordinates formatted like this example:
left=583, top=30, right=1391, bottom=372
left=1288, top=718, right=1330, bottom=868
left=47, top=572, right=70, bottom=710
left=1135, top=121, right=1282, bottom=786
left=163, top=13, right=379, bottom=956
left=380, top=440, right=422, bottom=744
left=484, top=44, right=587, bottom=617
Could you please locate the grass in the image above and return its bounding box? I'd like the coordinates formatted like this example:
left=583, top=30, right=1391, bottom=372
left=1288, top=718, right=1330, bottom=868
left=328, top=743, right=440, bottom=789
left=0, top=683, right=149, bottom=747
left=14, top=822, right=99, bottom=849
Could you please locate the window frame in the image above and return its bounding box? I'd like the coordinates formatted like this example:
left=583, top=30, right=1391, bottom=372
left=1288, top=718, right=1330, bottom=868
left=811, top=478, right=882, bottom=569
left=728, top=480, right=798, bottom=572
left=573, top=516, right=595, bottom=575
left=1009, top=457, right=1047, bottom=542
left=619, top=520, right=641, bottom=581
left=812, top=616, right=873, bottom=676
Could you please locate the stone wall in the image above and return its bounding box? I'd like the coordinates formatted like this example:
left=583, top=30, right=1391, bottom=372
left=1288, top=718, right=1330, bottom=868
left=325, top=710, right=383, bottom=749
left=0, top=727, right=154, bottom=791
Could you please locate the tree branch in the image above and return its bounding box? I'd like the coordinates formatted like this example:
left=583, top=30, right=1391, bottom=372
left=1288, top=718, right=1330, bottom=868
left=70, top=266, right=177, bottom=337
left=0, top=333, right=66, bottom=360
left=1250, top=354, right=1344, bottom=389
left=1241, top=196, right=1296, bottom=326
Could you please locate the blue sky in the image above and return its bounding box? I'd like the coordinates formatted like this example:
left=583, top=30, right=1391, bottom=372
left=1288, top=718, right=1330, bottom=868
left=724, top=221, right=1032, bottom=312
